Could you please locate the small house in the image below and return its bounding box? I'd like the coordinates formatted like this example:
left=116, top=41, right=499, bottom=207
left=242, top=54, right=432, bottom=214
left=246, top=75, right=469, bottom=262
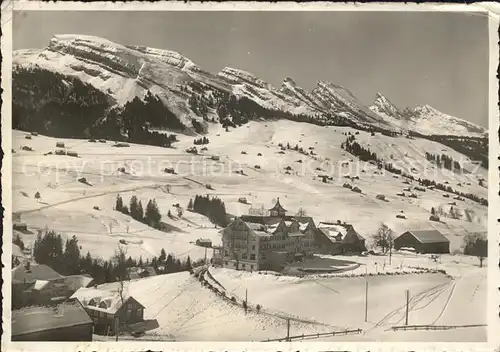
left=316, top=222, right=366, bottom=254
left=56, top=142, right=65, bottom=148
left=98, top=139, right=106, bottom=143
left=376, top=194, right=386, bottom=201
left=429, top=215, right=440, bottom=222
left=211, top=156, right=220, bottom=161
left=31, top=132, right=39, bottom=136
left=254, top=165, right=261, bottom=169
left=352, top=186, right=362, bottom=193
left=25, top=135, right=32, bottom=140
left=67, top=151, right=79, bottom=157
left=164, top=167, right=175, bottom=174
left=238, top=197, right=248, bottom=204
left=71, top=288, right=145, bottom=336
left=55, top=149, right=66, bottom=155
left=196, top=238, right=212, bottom=248
left=394, top=229, right=450, bottom=254
left=257, top=153, right=262, bottom=156
left=21, top=146, right=33, bottom=151
left=11, top=298, right=93, bottom=341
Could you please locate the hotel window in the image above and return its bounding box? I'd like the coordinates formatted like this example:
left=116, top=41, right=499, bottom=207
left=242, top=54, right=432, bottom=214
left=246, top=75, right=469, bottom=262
left=252, top=245, right=255, bottom=250
left=250, top=254, right=256, bottom=260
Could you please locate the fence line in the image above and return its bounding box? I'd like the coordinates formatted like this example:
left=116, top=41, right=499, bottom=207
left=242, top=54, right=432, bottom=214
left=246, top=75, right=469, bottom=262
left=392, top=324, right=486, bottom=331
left=263, top=328, right=363, bottom=342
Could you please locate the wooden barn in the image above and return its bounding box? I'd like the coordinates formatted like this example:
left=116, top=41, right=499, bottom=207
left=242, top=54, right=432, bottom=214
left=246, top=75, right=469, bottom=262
left=12, top=298, right=93, bottom=341
left=394, top=229, right=450, bottom=254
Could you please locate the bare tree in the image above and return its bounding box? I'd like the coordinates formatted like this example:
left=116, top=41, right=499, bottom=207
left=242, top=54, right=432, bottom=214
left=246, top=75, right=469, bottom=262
left=296, top=208, right=307, bottom=217
left=463, top=233, right=487, bottom=267
left=113, top=245, right=128, bottom=341
left=372, top=224, right=395, bottom=263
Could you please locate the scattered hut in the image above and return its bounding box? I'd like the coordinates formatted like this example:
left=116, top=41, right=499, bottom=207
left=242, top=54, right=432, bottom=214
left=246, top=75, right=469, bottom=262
left=56, top=142, right=65, bottom=148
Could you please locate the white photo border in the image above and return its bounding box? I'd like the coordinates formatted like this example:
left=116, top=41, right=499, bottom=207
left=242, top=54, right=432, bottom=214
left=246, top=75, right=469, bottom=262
left=1, top=2, right=499, bottom=351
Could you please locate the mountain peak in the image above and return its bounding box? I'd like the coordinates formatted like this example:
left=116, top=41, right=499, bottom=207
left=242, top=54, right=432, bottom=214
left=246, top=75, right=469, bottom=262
left=370, top=92, right=401, bottom=118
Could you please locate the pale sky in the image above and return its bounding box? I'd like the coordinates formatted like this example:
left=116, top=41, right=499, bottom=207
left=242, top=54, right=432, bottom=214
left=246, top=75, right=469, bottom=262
left=13, top=10, right=489, bottom=127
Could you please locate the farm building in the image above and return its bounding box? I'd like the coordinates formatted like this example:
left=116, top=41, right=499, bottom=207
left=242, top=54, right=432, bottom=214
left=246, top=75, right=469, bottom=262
left=394, top=229, right=450, bottom=254
left=316, top=221, right=366, bottom=255
left=71, top=287, right=146, bottom=336
left=127, top=266, right=156, bottom=280
left=196, top=238, right=212, bottom=248
left=11, top=298, right=93, bottom=341
left=56, top=142, right=65, bottom=148
left=12, top=262, right=93, bottom=309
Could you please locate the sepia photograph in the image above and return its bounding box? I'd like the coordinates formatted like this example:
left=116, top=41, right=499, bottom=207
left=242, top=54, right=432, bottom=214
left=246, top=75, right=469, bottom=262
left=2, top=2, right=499, bottom=349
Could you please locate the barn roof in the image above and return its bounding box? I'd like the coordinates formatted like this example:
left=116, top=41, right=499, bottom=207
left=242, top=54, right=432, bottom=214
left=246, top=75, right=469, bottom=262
left=402, top=230, right=450, bottom=244
left=12, top=263, right=65, bottom=285
left=71, top=287, right=145, bottom=314
left=12, top=298, right=92, bottom=337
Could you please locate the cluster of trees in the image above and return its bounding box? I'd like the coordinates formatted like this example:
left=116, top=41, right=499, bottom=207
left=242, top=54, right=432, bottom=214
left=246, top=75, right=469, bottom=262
left=115, top=194, right=163, bottom=229
left=410, top=131, right=488, bottom=169
left=425, top=152, right=462, bottom=172
left=341, top=136, right=488, bottom=206
left=341, top=136, right=378, bottom=162
left=188, top=195, right=229, bottom=227
left=463, top=233, right=488, bottom=268
left=194, top=136, right=210, bottom=145
left=13, top=66, right=112, bottom=138
left=31, top=230, right=202, bottom=285
left=188, top=92, right=213, bottom=119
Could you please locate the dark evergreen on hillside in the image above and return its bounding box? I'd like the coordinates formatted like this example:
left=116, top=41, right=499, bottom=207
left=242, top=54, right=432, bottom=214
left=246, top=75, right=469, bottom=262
left=31, top=229, right=202, bottom=285
left=341, top=135, right=488, bottom=206
left=116, top=194, right=162, bottom=229
left=189, top=195, right=229, bottom=227
left=410, top=131, right=488, bottom=169
left=425, top=152, right=462, bottom=172
left=13, top=66, right=112, bottom=137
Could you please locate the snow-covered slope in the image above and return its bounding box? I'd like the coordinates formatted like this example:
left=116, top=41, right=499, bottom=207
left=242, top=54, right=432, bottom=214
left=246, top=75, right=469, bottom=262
left=13, top=34, right=485, bottom=138
left=369, top=93, right=486, bottom=137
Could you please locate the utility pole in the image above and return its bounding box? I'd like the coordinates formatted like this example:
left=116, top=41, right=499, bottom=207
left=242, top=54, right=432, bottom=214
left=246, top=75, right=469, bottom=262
left=405, top=289, right=410, bottom=325
left=245, top=288, right=248, bottom=314
left=364, top=273, right=368, bottom=323
left=286, top=318, right=290, bottom=341
left=109, top=222, right=113, bottom=234
left=204, top=247, right=207, bottom=264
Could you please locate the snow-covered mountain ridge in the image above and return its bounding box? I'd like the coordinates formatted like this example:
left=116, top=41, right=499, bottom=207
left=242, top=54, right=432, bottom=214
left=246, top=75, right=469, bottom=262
left=13, top=34, right=486, bottom=137
left=369, top=92, right=486, bottom=137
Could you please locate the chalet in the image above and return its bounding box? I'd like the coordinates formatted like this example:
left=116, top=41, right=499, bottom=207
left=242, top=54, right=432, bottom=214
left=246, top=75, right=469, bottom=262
left=12, top=298, right=93, bottom=341
left=127, top=266, right=156, bottom=280
left=196, top=238, right=212, bottom=248
left=12, top=262, right=93, bottom=309
left=71, top=287, right=145, bottom=336
left=220, top=199, right=318, bottom=272
left=394, top=229, right=450, bottom=254
left=316, top=221, right=366, bottom=255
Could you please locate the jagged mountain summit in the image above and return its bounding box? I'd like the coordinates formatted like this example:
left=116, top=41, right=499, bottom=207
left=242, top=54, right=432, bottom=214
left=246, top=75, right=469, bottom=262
left=13, top=34, right=486, bottom=138
left=369, top=93, right=486, bottom=137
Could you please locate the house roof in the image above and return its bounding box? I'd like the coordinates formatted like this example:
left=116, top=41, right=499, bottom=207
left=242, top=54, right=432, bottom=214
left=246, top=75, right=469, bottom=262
left=71, top=287, right=145, bottom=314
left=318, top=223, right=364, bottom=243
left=196, top=238, right=212, bottom=243
left=268, top=198, right=287, bottom=212
left=402, top=230, right=450, bottom=244
left=12, top=263, right=65, bottom=285
left=64, top=275, right=94, bottom=291
left=11, top=298, right=92, bottom=337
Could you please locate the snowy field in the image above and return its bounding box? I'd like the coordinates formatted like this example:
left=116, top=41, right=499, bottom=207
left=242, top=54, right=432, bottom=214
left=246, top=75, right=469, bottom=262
left=12, top=120, right=488, bottom=342
left=12, top=120, right=487, bottom=261
left=209, top=251, right=487, bottom=342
